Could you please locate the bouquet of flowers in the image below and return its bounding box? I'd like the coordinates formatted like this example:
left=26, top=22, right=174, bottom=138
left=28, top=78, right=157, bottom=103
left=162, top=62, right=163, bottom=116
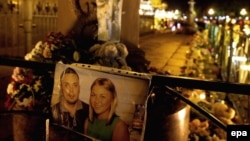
left=4, top=32, right=86, bottom=113
left=4, top=67, right=54, bottom=113
left=25, top=32, right=81, bottom=64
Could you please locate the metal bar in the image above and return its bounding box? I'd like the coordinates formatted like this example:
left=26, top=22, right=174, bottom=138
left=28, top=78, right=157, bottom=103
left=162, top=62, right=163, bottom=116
left=165, top=86, right=227, bottom=131
left=0, top=56, right=55, bottom=71
left=152, top=75, right=250, bottom=95
left=1, top=56, right=250, bottom=95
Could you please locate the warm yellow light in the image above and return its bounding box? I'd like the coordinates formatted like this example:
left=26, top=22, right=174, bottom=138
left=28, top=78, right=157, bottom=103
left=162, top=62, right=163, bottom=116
left=232, top=56, right=247, bottom=62
left=174, top=9, right=180, bottom=15
left=231, top=19, right=237, bottom=24
left=208, top=8, right=215, bottom=15
left=199, top=92, right=206, bottom=100
left=240, top=65, right=250, bottom=70
left=240, top=8, right=247, bottom=16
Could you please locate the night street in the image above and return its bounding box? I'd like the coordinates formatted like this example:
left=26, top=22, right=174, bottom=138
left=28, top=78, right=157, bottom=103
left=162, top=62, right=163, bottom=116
left=1, top=1, right=250, bottom=141
left=139, top=31, right=193, bottom=75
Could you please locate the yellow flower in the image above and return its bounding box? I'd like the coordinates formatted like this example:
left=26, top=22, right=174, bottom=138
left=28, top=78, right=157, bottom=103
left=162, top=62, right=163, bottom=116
left=15, top=96, right=33, bottom=107
left=43, top=44, right=52, bottom=58
left=33, top=79, right=42, bottom=92
left=6, top=82, right=15, bottom=95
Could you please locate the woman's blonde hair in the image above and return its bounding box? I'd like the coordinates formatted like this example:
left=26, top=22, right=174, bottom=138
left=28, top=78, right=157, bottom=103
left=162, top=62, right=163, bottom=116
left=89, top=78, right=118, bottom=124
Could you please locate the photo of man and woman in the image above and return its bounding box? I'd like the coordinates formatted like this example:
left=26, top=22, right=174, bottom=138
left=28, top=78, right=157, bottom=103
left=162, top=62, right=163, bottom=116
left=50, top=63, right=151, bottom=141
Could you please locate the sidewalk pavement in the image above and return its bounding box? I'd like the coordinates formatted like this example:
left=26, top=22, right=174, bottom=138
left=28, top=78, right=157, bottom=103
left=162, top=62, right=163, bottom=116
left=139, top=31, right=221, bottom=81
left=0, top=31, right=218, bottom=80
left=139, top=31, right=194, bottom=76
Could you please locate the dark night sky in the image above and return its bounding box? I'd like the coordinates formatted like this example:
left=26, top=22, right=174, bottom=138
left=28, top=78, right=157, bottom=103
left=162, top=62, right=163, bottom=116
left=163, top=0, right=250, bottom=15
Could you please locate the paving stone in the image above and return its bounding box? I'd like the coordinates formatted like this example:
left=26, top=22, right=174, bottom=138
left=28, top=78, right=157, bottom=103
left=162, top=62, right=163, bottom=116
left=167, top=59, right=186, bottom=67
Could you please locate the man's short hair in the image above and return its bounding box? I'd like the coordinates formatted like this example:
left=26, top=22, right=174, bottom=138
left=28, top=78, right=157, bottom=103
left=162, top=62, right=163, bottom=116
left=60, top=67, right=79, bottom=80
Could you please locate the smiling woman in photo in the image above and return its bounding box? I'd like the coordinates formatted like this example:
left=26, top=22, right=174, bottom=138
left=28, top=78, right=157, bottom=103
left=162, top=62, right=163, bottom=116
left=84, top=78, right=130, bottom=141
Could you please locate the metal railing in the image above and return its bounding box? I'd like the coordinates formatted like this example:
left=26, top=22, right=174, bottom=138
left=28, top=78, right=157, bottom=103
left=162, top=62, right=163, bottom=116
left=0, top=56, right=249, bottom=126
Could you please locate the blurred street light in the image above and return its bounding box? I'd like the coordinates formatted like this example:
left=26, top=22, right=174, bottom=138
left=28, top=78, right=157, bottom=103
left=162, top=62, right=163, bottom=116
left=240, top=8, right=247, bottom=16
left=208, top=8, right=215, bottom=16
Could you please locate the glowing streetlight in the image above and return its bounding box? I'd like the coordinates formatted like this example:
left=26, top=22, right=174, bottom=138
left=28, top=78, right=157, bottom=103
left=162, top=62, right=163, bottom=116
left=208, top=8, right=215, bottom=16
left=240, top=8, right=247, bottom=16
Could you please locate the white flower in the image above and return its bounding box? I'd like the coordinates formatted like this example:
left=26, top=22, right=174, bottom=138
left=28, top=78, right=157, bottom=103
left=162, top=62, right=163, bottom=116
left=43, top=45, right=52, bottom=58
left=15, top=96, right=33, bottom=107
left=6, top=82, right=15, bottom=95
left=26, top=84, right=32, bottom=91
left=12, top=67, right=25, bottom=82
